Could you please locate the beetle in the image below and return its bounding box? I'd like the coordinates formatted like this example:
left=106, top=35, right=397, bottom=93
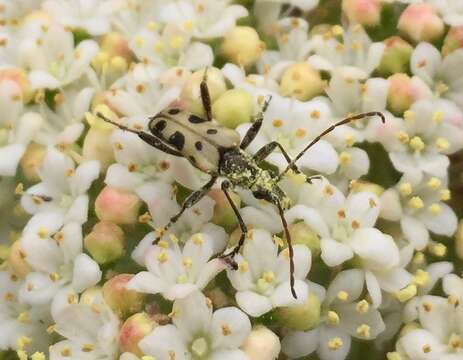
left=97, top=71, right=385, bottom=298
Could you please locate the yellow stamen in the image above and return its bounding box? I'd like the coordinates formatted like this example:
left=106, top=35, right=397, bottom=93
left=327, top=337, right=343, bottom=350
left=395, top=284, right=417, bottom=302
left=327, top=310, right=340, bottom=325
left=409, top=136, right=425, bottom=152
left=408, top=196, right=424, bottom=210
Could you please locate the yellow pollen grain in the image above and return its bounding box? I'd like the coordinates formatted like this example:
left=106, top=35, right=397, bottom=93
left=262, top=271, right=275, bottom=283
left=356, top=324, right=370, bottom=338
left=337, top=209, right=346, bottom=219
left=17, top=311, right=29, bottom=323
left=26, top=283, right=33, bottom=291
left=399, top=182, right=412, bottom=197
left=403, top=110, right=415, bottom=122
left=91, top=304, right=101, bottom=314
left=428, top=203, right=441, bottom=215
left=409, top=136, right=425, bottom=152
left=82, top=344, right=94, bottom=352
left=337, top=290, right=349, bottom=301
left=295, top=128, right=306, bottom=138
left=182, top=257, right=193, bottom=269
left=272, top=118, right=283, bottom=128
left=60, top=347, right=72, bottom=357
left=327, top=337, right=343, bottom=350
left=4, top=291, right=14, bottom=301
left=238, top=261, right=249, bottom=273
left=327, top=310, right=340, bottom=325
left=422, top=344, right=431, bottom=353
left=136, top=84, right=145, bottom=93
left=429, top=243, right=446, bottom=257
left=17, top=336, right=32, bottom=349
left=448, top=334, right=462, bottom=349
left=127, top=162, right=138, bottom=172
left=310, top=110, right=321, bottom=119
left=356, top=300, right=369, bottom=314
left=351, top=220, right=360, bottom=229
left=351, top=41, right=361, bottom=51
left=17, top=350, right=27, bottom=360
left=339, top=151, right=351, bottom=165
left=395, top=284, right=417, bottom=302
left=427, top=177, right=441, bottom=190
left=396, top=131, right=409, bottom=144
left=67, top=293, right=77, bottom=304
left=141, top=357, right=156, bottom=360
left=169, top=234, right=179, bottom=244
left=192, top=233, right=204, bottom=245
left=281, top=248, right=290, bottom=261
left=221, top=324, right=232, bottom=336
left=448, top=295, right=458, bottom=306
left=15, top=183, right=24, bottom=195
left=408, top=196, right=424, bottom=210
left=37, top=227, right=48, bottom=239
left=413, top=269, right=429, bottom=287
left=432, top=110, right=444, bottom=124
left=436, top=137, right=450, bottom=151
left=435, top=82, right=449, bottom=95
left=65, top=168, right=75, bottom=177
left=324, top=185, right=334, bottom=196
left=272, top=235, right=284, bottom=247
left=47, top=324, right=56, bottom=334
left=440, top=189, right=451, bottom=201
left=49, top=272, right=60, bottom=282
left=345, top=133, right=354, bottom=147
left=158, top=240, right=169, bottom=249
left=170, top=36, right=184, bottom=49
left=114, top=142, right=124, bottom=150
left=157, top=251, right=169, bottom=263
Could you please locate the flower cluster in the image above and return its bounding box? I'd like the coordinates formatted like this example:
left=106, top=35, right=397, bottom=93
left=1, top=0, right=463, bottom=360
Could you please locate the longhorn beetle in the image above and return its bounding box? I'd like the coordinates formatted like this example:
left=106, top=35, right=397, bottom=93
left=97, top=71, right=385, bottom=298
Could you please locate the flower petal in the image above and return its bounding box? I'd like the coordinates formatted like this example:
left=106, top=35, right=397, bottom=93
left=236, top=291, right=273, bottom=317
left=210, top=307, right=251, bottom=349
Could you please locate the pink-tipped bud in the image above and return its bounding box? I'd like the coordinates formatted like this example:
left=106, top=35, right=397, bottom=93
left=84, top=221, right=125, bottom=265
left=398, top=4, right=444, bottom=43
left=119, top=312, right=158, bottom=356
left=442, top=26, right=463, bottom=56
left=208, top=189, right=241, bottom=233
left=342, top=0, right=382, bottom=27
left=102, top=274, right=146, bottom=319
left=242, top=325, right=281, bottom=360
left=387, top=73, right=426, bottom=115
left=0, top=68, right=33, bottom=103
left=8, top=241, right=32, bottom=278
left=95, top=186, right=142, bottom=225
left=101, top=32, right=133, bottom=62
left=378, top=36, right=414, bottom=76
left=19, top=143, right=46, bottom=182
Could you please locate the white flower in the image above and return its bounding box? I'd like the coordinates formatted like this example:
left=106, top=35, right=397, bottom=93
left=411, top=43, right=463, bottom=109
left=308, top=24, right=384, bottom=78
left=160, top=0, right=248, bottom=39
left=380, top=175, right=458, bottom=250
left=21, top=147, right=100, bottom=224
left=282, top=269, right=385, bottom=360
left=428, top=0, right=463, bottom=26
left=0, top=271, right=51, bottom=353
left=128, top=232, right=226, bottom=301
left=43, top=0, right=112, bottom=35
left=49, top=293, right=120, bottom=360
left=289, top=179, right=411, bottom=306
left=138, top=291, right=251, bottom=360
left=18, top=215, right=101, bottom=316
left=20, top=23, right=98, bottom=89
left=227, top=228, right=310, bottom=317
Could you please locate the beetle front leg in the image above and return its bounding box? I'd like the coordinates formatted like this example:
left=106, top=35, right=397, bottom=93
left=152, top=175, right=218, bottom=244
left=217, top=180, right=247, bottom=270
left=240, top=95, right=272, bottom=150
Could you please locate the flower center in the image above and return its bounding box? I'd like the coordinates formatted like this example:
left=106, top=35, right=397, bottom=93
left=191, top=337, right=209, bottom=358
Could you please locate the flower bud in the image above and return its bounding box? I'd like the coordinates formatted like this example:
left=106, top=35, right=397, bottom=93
left=350, top=180, right=384, bottom=196
left=275, top=293, right=321, bottom=330
left=8, top=241, right=32, bottom=278
left=387, top=73, right=421, bottom=115
left=212, top=89, right=253, bottom=129
left=208, top=189, right=241, bottom=233
left=19, top=143, right=46, bottom=182
left=102, top=274, right=146, bottom=318
left=181, top=67, right=227, bottom=117
left=279, top=62, right=325, bottom=101
left=0, top=68, right=33, bottom=103
left=101, top=32, right=133, bottom=62
left=204, top=288, right=232, bottom=309
left=119, top=312, right=158, bottom=356
left=377, top=36, right=413, bottom=77
left=284, top=222, right=320, bottom=258
left=84, top=221, right=125, bottom=265
left=455, top=220, right=463, bottom=260
left=80, top=286, right=103, bottom=305
left=342, top=0, right=382, bottom=27
left=398, top=4, right=444, bottom=43
left=221, top=26, right=265, bottom=67
left=95, top=186, right=142, bottom=225
left=442, top=26, right=463, bottom=56
left=242, top=325, right=281, bottom=360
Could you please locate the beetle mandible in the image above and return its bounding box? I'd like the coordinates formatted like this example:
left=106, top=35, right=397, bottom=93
left=97, top=70, right=385, bottom=298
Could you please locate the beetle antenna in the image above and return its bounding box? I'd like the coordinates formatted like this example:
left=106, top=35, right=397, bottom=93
left=278, top=111, right=385, bottom=181
left=96, top=112, right=141, bottom=135
left=277, top=201, right=297, bottom=299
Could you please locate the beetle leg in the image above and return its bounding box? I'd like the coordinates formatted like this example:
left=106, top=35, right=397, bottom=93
left=97, top=112, right=184, bottom=157
left=276, top=201, right=297, bottom=299
left=200, top=68, right=213, bottom=122
left=152, top=175, right=218, bottom=244
left=240, top=95, right=272, bottom=149
left=217, top=180, right=247, bottom=270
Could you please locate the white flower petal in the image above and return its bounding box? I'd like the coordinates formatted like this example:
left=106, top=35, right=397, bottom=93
left=317, top=326, right=352, bottom=360
left=285, top=205, right=330, bottom=238
left=401, top=215, right=430, bottom=250
left=127, top=271, right=166, bottom=295
left=210, top=307, right=251, bottom=349
left=282, top=329, right=320, bottom=358
left=0, top=144, right=26, bottom=176
left=326, top=269, right=365, bottom=305
left=419, top=203, right=458, bottom=237
left=320, top=238, right=354, bottom=267
left=365, top=271, right=382, bottom=308
left=71, top=254, right=101, bottom=293
left=139, top=325, right=188, bottom=360
left=236, top=291, right=273, bottom=317
left=271, top=280, right=309, bottom=308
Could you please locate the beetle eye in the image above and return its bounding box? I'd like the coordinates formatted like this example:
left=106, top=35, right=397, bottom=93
left=253, top=190, right=267, bottom=200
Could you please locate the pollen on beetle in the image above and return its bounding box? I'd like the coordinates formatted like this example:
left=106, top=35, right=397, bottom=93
left=327, top=337, right=343, bottom=350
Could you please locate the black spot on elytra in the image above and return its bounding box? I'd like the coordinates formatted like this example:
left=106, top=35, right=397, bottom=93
left=150, top=119, right=167, bottom=133
left=195, top=141, right=203, bottom=151
left=206, top=129, right=218, bottom=135
left=188, top=114, right=207, bottom=124
left=168, top=131, right=185, bottom=151
left=168, top=108, right=181, bottom=115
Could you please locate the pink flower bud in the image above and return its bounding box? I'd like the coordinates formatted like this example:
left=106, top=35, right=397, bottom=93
left=101, top=32, right=133, bottom=62
left=387, top=73, right=427, bottom=115
left=342, top=0, right=382, bottom=27
left=8, top=241, right=32, bottom=278
left=378, top=36, right=414, bottom=76
left=119, top=312, right=158, bottom=356
left=0, top=68, right=32, bottom=103
left=102, top=274, right=146, bottom=318
left=19, top=143, right=46, bottom=182
left=208, top=189, right=241, bottom=232
left=84, top=221, right=125, bottom=265
left=95, top=186, right=141, bottom=225
left=398, top=4, right=444, bottom=43
left=443, top=26, right=463, bottom=56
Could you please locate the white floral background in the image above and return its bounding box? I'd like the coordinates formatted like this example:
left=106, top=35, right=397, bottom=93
left=1, top=0, right=463, bottom=360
